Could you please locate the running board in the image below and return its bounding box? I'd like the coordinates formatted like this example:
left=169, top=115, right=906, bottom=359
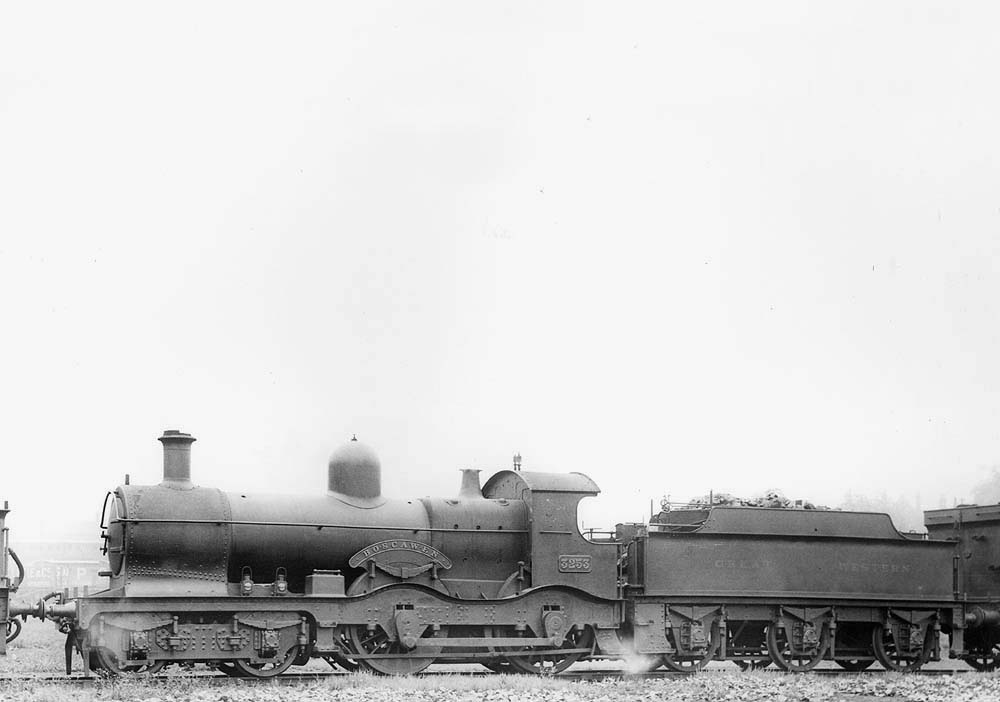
left=347, top=647, right=593, bottom=659
left=414, top=636, right=566, bottom=648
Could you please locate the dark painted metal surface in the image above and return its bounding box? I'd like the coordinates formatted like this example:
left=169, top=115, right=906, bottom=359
left=654, top=505, right=924, bottom=540
left=158, top=430, right=196, bottom=487
left=112, top=483, right=231, bottom=596
left=327, top=437, right=382, bottom=502
left=925, top=504, right=1000, bottom=601
left=483, top=470, right=620, bottom=600
left=636, top=511, right=955, bottom=601
left=15, top=429, right=1000, bottom=675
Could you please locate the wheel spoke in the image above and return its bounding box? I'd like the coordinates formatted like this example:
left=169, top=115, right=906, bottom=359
left=347, top=623, right=444, bottom=675
left=661, top=618, right=719, bottom=674
left=766, top=622, right=828, bottom=673
left=872, top=624, right=930, bottom=672
left=231, top=646, right=298, bottom=678
left=504, top=626, right=593, bottom=675
left=89, top=647, right=165, bottom=676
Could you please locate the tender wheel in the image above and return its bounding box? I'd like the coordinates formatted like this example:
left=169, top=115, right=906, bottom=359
left=661, top=650, right=715, bottom=673
left=661, top=623, right=719, bottom=673
left=835, top=658, right=875, bottom=671
left=347, top=624, right=444, bottom=675
left=871, top=624, right=931, bottom=672
left=89, top=647, right=166, bottom=675
left=766, top=623, right=829, bottom=673
left=231, top=646, right=299, bottom=678
left=504, top=626, right=594, bottom=675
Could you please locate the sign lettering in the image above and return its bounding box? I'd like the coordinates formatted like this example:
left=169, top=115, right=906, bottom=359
left=558, top=555, right=592, bottom=573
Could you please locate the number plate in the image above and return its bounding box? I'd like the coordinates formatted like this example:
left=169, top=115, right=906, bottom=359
left=557, top=555, right=592, bottom=573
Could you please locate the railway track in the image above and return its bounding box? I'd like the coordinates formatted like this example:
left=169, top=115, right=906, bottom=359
left=0, top=666, right=982, bottom=686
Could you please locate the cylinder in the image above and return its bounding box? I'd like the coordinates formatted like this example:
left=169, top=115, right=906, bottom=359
left=159, top=430, right=196, bottom=486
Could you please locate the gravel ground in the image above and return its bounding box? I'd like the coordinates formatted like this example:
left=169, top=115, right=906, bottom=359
left=2, top=673, right=1000, bottom=702
left=5, top=624, right=1000, bottom=702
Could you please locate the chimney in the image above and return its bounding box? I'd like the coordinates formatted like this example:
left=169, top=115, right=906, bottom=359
left=159, top=430, right=196, bottom=488
left=458, top=469, right=482, bottom=499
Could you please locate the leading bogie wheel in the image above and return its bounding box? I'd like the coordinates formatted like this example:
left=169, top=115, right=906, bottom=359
left=89, top=647, right=166, bottom=676
left=230, top=646, right=300, bottom=678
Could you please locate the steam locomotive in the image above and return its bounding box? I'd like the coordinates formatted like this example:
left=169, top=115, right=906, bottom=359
left=2, top=429, right=999, bottom=676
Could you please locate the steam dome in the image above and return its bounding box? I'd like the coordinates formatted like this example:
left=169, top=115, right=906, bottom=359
left=328, top=436, right=382, bottom=501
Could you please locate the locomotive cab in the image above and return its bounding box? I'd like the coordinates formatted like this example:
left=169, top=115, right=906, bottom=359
left=482, top=470, right=620, bottom=600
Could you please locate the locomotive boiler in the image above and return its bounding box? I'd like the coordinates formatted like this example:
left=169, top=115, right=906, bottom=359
left=107, top=431, right=530, bottom=601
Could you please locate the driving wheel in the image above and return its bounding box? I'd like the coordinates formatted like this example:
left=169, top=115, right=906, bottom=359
left=346, top=623, right=446, bottom=675
left=504, top=626, right=594, bottom=675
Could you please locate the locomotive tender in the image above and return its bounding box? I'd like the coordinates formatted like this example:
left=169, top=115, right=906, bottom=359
left=2, top=429, right=1000, bottom=675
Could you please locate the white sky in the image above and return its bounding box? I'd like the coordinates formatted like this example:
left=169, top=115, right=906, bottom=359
left=2, top=3, right=999, bottom=538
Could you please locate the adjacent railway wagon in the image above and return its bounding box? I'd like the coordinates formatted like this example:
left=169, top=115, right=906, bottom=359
left=3, top=429, right=1000, bottom=675
left=925, top=503, right=1000, bottom=670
